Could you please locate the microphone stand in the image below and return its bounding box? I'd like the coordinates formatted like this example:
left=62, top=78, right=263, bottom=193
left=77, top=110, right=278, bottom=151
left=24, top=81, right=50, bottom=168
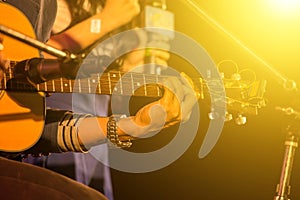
left=0, top=24, right=81, bottom=61
left=274, top=108, right=300, bottom=200
left=274, top=126, right=298, bottom=200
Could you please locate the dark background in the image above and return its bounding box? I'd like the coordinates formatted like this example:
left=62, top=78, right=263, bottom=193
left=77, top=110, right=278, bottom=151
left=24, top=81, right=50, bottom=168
left=111, top=1, right=300, bottom=199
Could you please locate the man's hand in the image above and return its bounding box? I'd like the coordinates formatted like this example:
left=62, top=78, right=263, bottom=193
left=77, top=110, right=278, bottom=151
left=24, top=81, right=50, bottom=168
left=120, top=49, right=170, bottom=72
left=102, top=0, right=140, bottom=30
left=118, top=73, right=199, bottom=138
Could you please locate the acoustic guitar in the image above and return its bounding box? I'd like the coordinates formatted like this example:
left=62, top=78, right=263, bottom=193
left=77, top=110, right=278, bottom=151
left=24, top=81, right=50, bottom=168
left=0, top=3, right=266, bottom=152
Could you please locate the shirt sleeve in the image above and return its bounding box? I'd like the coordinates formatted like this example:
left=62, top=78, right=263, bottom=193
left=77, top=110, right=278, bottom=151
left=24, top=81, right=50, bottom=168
left=24, top=109, right=67, bottom=154
left=25, top=109, right=94, bottom=155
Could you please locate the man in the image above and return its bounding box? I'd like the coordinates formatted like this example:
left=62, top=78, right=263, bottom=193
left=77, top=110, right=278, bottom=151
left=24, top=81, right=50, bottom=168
left=0, top=0, right=197, bottom=198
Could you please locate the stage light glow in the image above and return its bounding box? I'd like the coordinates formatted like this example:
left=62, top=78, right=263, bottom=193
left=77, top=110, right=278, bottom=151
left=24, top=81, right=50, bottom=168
left=270, top=0, right=300, bottom=14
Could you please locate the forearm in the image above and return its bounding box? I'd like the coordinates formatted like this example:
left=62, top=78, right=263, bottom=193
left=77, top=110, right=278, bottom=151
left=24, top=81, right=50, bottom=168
left=25, top=110, right=107, bottom=154
left=25, top=110, right=134, bottom=155
left=77, top=116, right=108, bottom=149
left=47, top=0, right=140, bottom=53
left=48, top=13, right=117, bottom=52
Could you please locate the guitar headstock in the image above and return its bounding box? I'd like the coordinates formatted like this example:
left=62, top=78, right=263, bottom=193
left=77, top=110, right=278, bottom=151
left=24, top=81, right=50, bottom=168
left=224, top=79, right=267, bottom=124
left=207, top=60, right=267, bottom=125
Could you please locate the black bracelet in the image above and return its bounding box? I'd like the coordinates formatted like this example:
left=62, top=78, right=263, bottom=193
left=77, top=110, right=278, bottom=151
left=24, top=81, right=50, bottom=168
left=107, top=115, right=132, bottom=148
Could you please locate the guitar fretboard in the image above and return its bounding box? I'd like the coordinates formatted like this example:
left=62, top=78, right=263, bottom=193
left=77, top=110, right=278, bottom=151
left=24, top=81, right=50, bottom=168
left=1, top=66, right=205, bottom=98
left=36, top=71, right=164, bottom=97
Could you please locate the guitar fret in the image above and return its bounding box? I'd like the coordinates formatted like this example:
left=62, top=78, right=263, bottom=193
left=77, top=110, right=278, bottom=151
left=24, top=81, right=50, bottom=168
left=52, top=80, right=55, bottom=92
left=156, top=74, right=160, bottom=97
left=44, top=82, right=47, bottom=91
left=69, top=80, right=72, bottom=92
left=3, top=70, right=6, bottom=89
left=8, top=66, right=12, bottom=79
left=0, top=71, right=5, bottom=89
left=78, top=79, right=82, bottom=93
left=60, top=78, right=63, bottom=92
left=88, top=78, right=91, bottom=93
left=97, top=73, right=101, bottom=94
left=118, top=71, right=123, bottom=95
left=130, top=73, right=134, bottom=95
left=108, top=72, right=112, bottom=94
left=143, top=74, right=147, bottom=96
left=199, top=78, right=204, bottom=99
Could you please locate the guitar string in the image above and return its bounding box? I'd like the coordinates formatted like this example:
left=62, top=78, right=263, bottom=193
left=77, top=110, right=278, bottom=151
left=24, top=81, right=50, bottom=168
left=2, top=65, right=261, bottom=107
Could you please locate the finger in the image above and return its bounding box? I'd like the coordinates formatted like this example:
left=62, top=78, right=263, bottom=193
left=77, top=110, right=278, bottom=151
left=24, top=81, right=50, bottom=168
left=159, top=83, right=176, bottom=106
left=164, top=77, right=185, bottom=103
left=151, top=50, right=170, bottom=61
left=180, top=72, right=201, bottom=100
left=157, top=88, right=179, bottom=121
left=182, top=111, right=192, bottom=123
left=161, top=76, right=197, bottom=123
left=179, top=83, right=198, bottom=122
left=171, top=73, right=199, bottom=122
left=125, top=49, right=145, bottom=65
left=154, top=57, right=168, bottom=68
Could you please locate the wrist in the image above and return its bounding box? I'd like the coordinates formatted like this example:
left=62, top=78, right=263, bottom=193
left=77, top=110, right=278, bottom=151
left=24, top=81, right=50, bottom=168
left=106, top=115, right=133, bottom=148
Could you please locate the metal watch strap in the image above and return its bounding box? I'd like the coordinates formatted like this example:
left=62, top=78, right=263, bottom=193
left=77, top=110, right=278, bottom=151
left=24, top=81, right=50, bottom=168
left=107, top=115, right=132, bottom=148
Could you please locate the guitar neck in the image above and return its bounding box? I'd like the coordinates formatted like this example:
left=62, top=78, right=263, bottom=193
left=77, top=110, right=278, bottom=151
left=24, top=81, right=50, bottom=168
left=37, top=71, right=165, bottom=97
left=1, top=67, right=205, bottom=98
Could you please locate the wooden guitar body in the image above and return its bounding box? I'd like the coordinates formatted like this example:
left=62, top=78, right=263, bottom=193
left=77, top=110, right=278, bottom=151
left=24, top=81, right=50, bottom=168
left=0, top=3, right=45, bottom=152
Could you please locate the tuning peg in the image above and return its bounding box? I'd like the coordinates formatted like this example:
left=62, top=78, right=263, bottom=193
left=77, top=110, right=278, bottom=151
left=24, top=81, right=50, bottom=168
left=208, top=110, right=219, bottom=120
left=224, top=112, right=233, bottom=122
left=220, top=72, right=225, bottom=79
left=235, top=114, right=247, bottom=125
left=231, top=73, right=241, bottom=81
left=209, top=109, right=232, bottom=122
left=206, top=69, right=212, bottom=79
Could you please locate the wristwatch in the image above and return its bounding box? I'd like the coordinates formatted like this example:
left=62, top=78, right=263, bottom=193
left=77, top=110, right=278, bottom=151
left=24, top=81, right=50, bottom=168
left=107, top=115, right=132, bottom=148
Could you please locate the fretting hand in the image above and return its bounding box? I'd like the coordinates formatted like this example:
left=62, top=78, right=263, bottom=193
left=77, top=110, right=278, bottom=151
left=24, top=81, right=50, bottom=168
left=117, top=72, right=199, bottom=138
